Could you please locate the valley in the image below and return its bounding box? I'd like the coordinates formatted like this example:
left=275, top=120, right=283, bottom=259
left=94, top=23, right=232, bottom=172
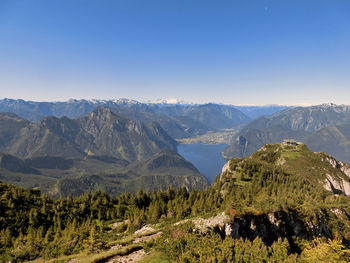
left=177, top=143, right=228, bottom=183
left=176, top=129, right=238, bottom=145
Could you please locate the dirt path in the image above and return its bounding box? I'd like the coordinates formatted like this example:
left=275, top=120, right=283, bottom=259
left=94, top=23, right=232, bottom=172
left=105, top=249, right=147, bottom=263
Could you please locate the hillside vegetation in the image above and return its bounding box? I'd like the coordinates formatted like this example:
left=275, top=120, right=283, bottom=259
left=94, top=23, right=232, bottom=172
left=0, top=149, right=208, bottom=198
left=1, top=143, right=350, bottom=262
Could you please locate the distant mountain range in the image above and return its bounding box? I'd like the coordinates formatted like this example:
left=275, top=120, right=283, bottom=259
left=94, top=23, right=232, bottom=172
left=223, top=103, right=350, bottom=163
left=0, top=99, right=287, bottom=138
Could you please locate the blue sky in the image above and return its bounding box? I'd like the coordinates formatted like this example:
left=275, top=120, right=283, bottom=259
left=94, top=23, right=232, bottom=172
left=0, top=0, right=349, bottom=105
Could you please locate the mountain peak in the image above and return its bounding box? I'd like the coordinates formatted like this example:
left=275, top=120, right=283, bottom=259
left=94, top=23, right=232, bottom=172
left=88, top=107, right=118, bottom=121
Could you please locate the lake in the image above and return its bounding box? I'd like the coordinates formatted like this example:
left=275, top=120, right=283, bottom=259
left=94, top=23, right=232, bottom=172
left=177, top=143, right=228, bottom=183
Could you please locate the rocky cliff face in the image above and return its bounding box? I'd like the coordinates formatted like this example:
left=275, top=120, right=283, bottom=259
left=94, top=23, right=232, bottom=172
left=187, top=210, right=333, bottom=246
left=322, top=156, right=350, bottom=195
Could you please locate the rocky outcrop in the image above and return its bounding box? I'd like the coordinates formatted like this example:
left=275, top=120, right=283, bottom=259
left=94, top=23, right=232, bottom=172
left=220, top=160, right=233, bottom=181
left=192, top=212, right=229, bottom=234
left=323, top=174, right=350, bottom=196
left=325, top=156, right=350, bottom=179
left=184, top=210, right=333, bottom=246
left=323, top=156, right=350, bottom=196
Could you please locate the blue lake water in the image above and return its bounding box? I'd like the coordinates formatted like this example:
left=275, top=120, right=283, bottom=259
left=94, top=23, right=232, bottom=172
left=177, top=143, right=228, bottom=183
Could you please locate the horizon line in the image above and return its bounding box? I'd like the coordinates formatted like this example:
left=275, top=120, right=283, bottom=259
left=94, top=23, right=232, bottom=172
left=0, top=97, right=344, bottom=108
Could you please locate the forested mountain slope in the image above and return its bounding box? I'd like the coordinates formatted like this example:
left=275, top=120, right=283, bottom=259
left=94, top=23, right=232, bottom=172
left=1, top=142, right=350, bottom=262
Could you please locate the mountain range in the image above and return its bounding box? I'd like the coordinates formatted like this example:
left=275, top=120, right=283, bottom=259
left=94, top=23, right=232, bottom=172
left=0, top=98, right=286, bottom=139
left=0, top=107, right=209, bottom=196
left=3, top=98, right=350, bottom=197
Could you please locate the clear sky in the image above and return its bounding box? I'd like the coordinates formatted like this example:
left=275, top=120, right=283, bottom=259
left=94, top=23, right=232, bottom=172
left=0, top=0, right=349, bottom=105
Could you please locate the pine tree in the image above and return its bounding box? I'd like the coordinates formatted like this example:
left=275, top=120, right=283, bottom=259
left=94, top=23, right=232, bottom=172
left=82, top=225, right=106, bottom=254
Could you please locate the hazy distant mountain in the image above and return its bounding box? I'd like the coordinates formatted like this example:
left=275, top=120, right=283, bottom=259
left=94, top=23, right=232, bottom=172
left=233, top=105, right=290, bottom=119
left=223, top=104, right=350, bottom=163
left=150, top=103, right=250, bottom=130
left=0, top=98, right=251, bottom=138
left=305, top=124, right=350, bottom=163
left=0, top=108, right=177, bottom=162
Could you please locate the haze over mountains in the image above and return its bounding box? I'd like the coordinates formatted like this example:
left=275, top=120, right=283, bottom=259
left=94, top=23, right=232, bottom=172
left=0, top=98, right=287, bottom=124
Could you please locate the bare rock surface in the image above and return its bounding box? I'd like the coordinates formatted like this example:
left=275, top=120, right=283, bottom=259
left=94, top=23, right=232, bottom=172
left=134, top=225, right=156, bottom=236
left=324, top=174, right=350, bottom=196
left=323, top=157, right=350, bottom=195
left=192, top=212, right=229, bottom=231
left=110, top=220, right=128, bottom=230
